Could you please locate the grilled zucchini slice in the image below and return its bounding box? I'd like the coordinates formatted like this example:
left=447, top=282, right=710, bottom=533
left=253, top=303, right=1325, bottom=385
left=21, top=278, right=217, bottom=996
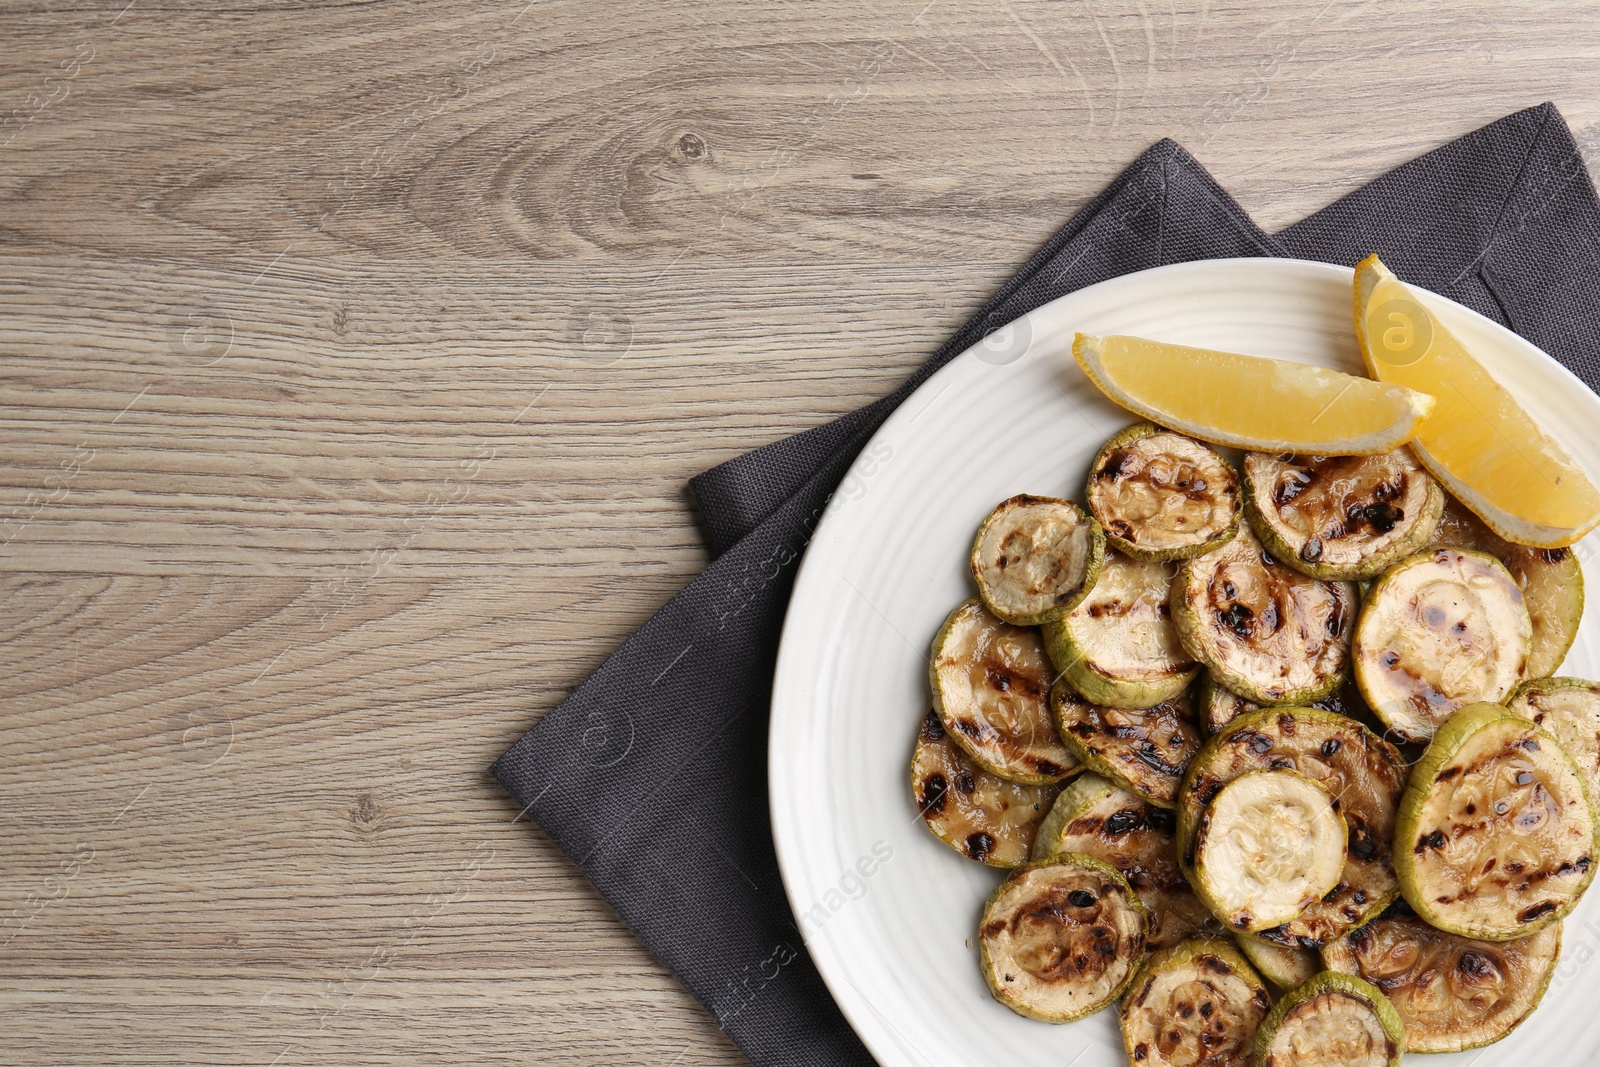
left=1506, top=677, right=1600, bottom=810
left=1321, top=909, right=1561, bottom=1052
left=1353, top=547, right=1531, bottom=742
left=970, top=494, right=1105, bottom=625
left=1033, top=773, right=1224, bottom=951
left=1233, top=935, right=1319, bottom=991
left=1192, top=771, right=1348, bottom=934
left=1179, top=708, right=1407, bottom=947
left=1085, top=422, right=1242, bottom=561
left=1120, top=938, right=1271, bottom=1067
left=930, top=599, right=1080, bottom=784
left=1242, top=450, right=1443, bottom=581
left=1050, top=681, right=1202, bottom=808
left=1394, top=702, right=1594, bottom=940
left=1505, top=544, right=1585, bottom=679
left=911, top=710, right=1062, bottom=866
left=1431, top=496, right=1585, bottom=677
left=1041, top=550, right=1200, bottom=709
left=1199, top=674, right=1259, bottom=735
left=978, top=853, right=1146, bottom=1022
left=1173, top=524, right=1356, bottom=706
left=1250, top=971, right=1404, bottom=1067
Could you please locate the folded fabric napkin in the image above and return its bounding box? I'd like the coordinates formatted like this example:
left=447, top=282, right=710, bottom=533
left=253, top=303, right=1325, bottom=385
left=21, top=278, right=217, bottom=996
left=492, top=102, right=1600, bottom=1067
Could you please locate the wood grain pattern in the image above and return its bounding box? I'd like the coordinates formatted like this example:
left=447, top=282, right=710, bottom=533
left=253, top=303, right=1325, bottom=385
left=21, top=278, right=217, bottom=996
left=4, top=1, right=1600, bottom=1062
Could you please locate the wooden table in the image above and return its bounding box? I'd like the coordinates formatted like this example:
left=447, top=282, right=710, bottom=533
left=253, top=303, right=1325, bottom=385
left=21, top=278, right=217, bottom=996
left=3, top=1, right=1599, bottom=1063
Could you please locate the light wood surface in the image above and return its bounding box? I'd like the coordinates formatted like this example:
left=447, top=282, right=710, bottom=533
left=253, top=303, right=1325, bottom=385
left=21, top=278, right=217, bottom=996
left=4, top=1, right=1600, bottom=1063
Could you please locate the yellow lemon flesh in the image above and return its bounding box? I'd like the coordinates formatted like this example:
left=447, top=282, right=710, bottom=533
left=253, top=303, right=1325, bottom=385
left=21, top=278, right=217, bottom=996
left=1073, top=333, right=1433, bottom=456
left=1354, top=254, right=1600, bottom=548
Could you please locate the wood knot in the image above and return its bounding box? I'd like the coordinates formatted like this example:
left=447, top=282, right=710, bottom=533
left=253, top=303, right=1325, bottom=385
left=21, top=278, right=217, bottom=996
left=673, top=132, right=708, bottom=162
left=350, top=792, right=383, bottom=834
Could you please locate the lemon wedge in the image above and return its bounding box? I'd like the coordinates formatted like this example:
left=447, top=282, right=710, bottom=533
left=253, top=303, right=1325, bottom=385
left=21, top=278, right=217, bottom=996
left=1353, top=255, right=1600, bottom=547
left=1073, top=333, right=1434, bottom=456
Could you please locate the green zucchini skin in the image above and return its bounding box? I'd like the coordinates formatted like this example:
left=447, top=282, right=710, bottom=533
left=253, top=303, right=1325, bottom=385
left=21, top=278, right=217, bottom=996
left=1393, top=702, right=1595, bottom=940
left=1172, top=524, right=1355, bottom=706
left=1505, top=676, right=1600, bottom=817
left=1249, top=971, right=1404, bottom=1067
left=1041, top=550, right=1199, bottom=710
left=1120, top=937, right=1271, bottom=1067
left=1050, top=680, right=1203, bottom=809
left=977, top=853, right=1147, bottom=1022
left=910, top=710, right=1063, bottom=867
left=929, top=598, right=1080, bottom=784
left=969, top=494, right=1105, bottom=625
left=1241, top=450, right=1443, bottom=582
left=1320, top=908, right=1562, bottom=1053
left=1177, top=707, right=1405, bottom=947
left=1085, top=422, right=1242, bottom=562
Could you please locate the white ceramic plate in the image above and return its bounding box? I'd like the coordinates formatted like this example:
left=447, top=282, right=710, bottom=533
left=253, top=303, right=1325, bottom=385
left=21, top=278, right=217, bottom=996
left=769, top=258, right=1600, bottom=1067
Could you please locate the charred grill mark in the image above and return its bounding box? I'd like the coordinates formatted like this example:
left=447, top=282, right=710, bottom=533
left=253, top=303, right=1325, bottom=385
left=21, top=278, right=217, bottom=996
left=1193, top=775, right=1224, bottom=808
left=1322, top=738, right=1343, bottom=757
left=1032, top=759, right=1065, bottom=778
left=1436, top=765, right=1462, bottom=781
left=1104, top=810, right=1140, bottom=835
left=1415, top=829, right=1447, bottom=853
left=1274, top=467, right=1314, bottom=505
left=1087, top=598, right=1135, bottom=619
left=1200, top=956, right=1232, bottom=976
left=954, top=770, right=975, bottom=794
left=1133, top=741, right=1185, bottom=777
left=982, top=663, right=1049, bottom=701
left=1327, top=594, right=1348, bottom=636
left=1146, top=808, right=1176, bottom=834
left=920, top=711, right=945, bottom=742
left=1355, top=500, right=1404, bottom=535
left=1518, top=900, right=1558, bottom=925
left=1349, top=828, right=1379, bottom=861
left=1096, top=448, right=1131, bottom=481
left=1540, top=547, right=1571, bottom=564
left=966, top=832, right=995, bottom=861
left=1217, top=602, right=1255, bottom=638
left=920, top=773, right=948, bottom=816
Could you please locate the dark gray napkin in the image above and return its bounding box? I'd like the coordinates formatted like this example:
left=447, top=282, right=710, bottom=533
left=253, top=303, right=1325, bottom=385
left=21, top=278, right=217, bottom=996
left=492, top=102, right=1600, bottom=1067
